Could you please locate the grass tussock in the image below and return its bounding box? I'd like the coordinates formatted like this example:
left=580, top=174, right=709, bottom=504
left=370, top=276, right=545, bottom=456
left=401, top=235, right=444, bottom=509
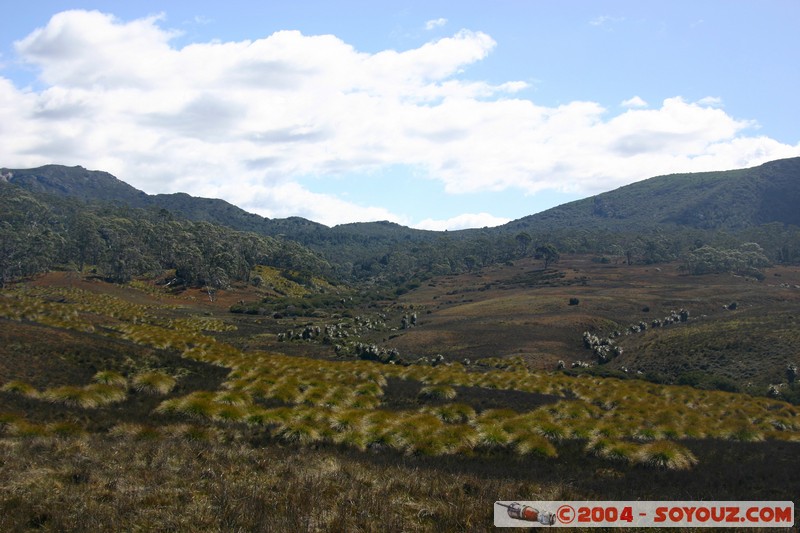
left=131, top=372, right=176, bottom=395
left=92, top=370, right=128, bottom=388
left=636, top=440, right=699, bottom=470
left=1, top=380, right=40, bottom=399
left=418, top=384, right=457, bottom=401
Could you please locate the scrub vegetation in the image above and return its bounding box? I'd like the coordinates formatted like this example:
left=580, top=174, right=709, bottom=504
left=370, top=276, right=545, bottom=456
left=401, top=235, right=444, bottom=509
left=1, top=159, right=800, bottom=529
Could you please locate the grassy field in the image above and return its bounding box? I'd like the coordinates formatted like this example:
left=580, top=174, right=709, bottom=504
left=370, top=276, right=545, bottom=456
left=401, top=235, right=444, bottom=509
left=1, top=258, right=799, bottom=531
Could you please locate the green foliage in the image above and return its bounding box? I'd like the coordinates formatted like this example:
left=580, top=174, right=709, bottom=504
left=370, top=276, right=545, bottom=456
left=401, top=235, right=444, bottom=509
left=683, top=243, right=771, bottom=276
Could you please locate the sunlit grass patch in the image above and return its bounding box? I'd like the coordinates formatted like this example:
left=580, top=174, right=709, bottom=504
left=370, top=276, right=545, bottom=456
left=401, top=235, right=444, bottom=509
left=86, top=383, right=128, bottom=404
left=1, top=380, right=40, bottom=399
left=514, top=432, right=558, bottom=458
left=92, top=370, right=128, bottom=388
left=632, top=427, right=661, bottom=442
left=6, top=419, right=50, bottom=438
left=213, top=404, right=247, bottom=423
left=272, top=419, right=323, bottom=445
left=132, top=371, right=176, bottom=395
left=45, top=421, right=86, bottom=438
left=635, top=440, right=698, bottom=470
left=213, top=390, right=252, bottom=406
left=423, top=403, right=476, bottom=424
left=242, top=406, right=292, bottom=426
left=418, top=384, right=457, bottom=400
left=43, top=385, right=101, bottom=408
left=476, top=423, right=512, bottom=449
left=157, top=392, right=219, bottom=419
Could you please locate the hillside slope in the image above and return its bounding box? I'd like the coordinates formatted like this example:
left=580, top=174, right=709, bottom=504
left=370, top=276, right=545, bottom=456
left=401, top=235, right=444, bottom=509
left=503, top=157, right=800, bottom=233
left=8, top=158, right=799, bottom=239
left=4, top=158, right=800, bottom=279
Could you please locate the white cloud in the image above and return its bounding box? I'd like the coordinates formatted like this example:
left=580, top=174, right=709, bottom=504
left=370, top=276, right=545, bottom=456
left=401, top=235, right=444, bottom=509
left=425, top=18, right=448, bottom=30
left=2, top=10, right=799, bottom=229
left=621, top=95, right=648, bottom=108
left=696, top=96, right=723, bottom=107
left=590, top=15, right=624, bottom=27
left=414, top=213, right=510, bottom=231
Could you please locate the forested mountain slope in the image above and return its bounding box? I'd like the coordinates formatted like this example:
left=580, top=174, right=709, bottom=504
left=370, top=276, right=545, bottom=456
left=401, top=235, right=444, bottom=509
left=3, top=157, right=800, bottom=281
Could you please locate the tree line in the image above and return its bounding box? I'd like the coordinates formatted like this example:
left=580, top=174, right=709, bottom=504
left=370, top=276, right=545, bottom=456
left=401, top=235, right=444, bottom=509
left=0, top=184, right=329, bottom=288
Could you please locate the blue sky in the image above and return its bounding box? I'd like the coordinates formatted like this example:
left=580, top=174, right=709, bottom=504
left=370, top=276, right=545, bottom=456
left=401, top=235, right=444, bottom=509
left=1, top=1, right=798, bottom=229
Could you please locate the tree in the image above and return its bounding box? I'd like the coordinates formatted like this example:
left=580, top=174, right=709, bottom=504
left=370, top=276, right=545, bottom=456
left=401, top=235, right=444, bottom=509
left=515, top=231, right=532, bottom=258
left=535, top=243, right=560, bottom=269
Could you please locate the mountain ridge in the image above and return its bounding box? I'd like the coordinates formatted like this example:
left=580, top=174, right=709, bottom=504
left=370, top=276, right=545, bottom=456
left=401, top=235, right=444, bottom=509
left=3, top=157, right=800, bottom=278
left=4, top=157, right=799, bottom=237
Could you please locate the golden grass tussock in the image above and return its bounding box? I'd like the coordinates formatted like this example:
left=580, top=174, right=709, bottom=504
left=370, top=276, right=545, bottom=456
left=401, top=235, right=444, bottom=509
left=92, top=370, right=128, bottom=388
left=5, top=419, right=51, bottom=438
left=423, top=403, right=476, bottom=424
left=45, top=421, right=87, bottom=438
left=514, top=432, right=558, bottom=458
left=131, top=371, right=176, bottom=395
left=213, top=390, right=252, bottom=407
left=43, top=385, right=101, bottom=408
left=272, top=419, right=323, bottom=445
left=418, top=384, right=457, bottom=400
left=328, top=408, right=370, bottom=433
left=635, top=440, right=699, bottom=470
left=476, top=423, right=513, bottom=449
left=84, top=383, right=128, bottom=404
left=1, top=380, right=40, bottom=399
left=244, top=407, right=293, bottom=426
left=213, top=404, right=248, bottom=423
left=155, top=391, right=223, bottom=419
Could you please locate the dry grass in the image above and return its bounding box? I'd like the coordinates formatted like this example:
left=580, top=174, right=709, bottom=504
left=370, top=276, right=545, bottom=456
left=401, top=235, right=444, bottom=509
left=131, top=371, right=176, bottom=395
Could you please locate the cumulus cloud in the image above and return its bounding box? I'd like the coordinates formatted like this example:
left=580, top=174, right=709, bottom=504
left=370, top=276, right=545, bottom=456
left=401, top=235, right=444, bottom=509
left=2, top=10, right=799, bottom=229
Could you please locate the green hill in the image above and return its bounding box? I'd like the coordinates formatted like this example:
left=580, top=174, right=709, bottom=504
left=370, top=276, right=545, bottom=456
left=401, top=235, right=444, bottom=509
left=4, top=157, right=800, bottom=280
left=504, top=157, right=800, bottom=233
